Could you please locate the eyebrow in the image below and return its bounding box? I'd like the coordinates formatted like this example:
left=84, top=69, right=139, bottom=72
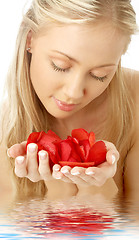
left=51, top=50, right=117, bottom=68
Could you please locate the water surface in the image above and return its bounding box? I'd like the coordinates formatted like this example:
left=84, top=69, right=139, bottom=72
left=0, top=193, right=139, bottom=240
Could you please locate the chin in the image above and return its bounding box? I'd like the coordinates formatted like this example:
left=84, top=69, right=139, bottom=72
left=46, top=107, right=74, bottom=119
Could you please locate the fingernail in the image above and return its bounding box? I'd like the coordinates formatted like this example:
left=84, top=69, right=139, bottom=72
left=112, top=155, right=116, bottom=164
left=16, top=156, right=24, bottom=164
left=28, top=143, right=37, bottom=153
left=86, top=171, right=95, bottom=175
left=7, top=149, right=11, bottom=157
left=61, top=168, right=69, bottom=174
left=71, top=171, right=80, bottom=176
left=39, top=151, right=47, bottom=160
left=54, top=166, right=60, bottom=172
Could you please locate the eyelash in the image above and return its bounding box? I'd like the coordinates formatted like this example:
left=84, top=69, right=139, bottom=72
left=51, top=61, right=107, bottom=82
left=51, top=61, right=69, bottom=72
left=90, top=74, right=107, bottom=82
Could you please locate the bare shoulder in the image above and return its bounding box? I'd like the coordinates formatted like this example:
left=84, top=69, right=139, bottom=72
left=122, top=67, right=139, bottom=126
left=122, top=67, right=139, bottom=139
left=122, top=68, right=139, bottom=197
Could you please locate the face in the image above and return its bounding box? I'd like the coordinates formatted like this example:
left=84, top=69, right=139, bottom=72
left=29, top=22, right=127, bottom=119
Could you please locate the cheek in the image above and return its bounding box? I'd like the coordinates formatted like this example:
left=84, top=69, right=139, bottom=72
left=30, top=56, right=59, bottom=98
left=87, top=80, right=110, bottom=101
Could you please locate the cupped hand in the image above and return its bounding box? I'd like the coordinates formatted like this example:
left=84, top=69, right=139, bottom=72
left=7, top=142, right=53, bottom=182
left=52, top=140, right=119, bottom=187
left=7, top=140, right=119, bottom=187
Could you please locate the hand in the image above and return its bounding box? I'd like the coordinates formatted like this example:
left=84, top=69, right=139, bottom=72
left=8, top=140, right=119, bottom=187
left=52, top=140, right=119, bottom=187
left=7, top=142, right=53, bottom=182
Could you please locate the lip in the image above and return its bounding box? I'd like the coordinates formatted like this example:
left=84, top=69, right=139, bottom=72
left=53, top=97, right=78, bottom=112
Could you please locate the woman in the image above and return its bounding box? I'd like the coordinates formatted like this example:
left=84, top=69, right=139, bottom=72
left=0, top=0, right=138, bottom=200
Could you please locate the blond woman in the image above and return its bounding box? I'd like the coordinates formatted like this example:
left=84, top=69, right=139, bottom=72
left=0, top=0, right=139, bottom=200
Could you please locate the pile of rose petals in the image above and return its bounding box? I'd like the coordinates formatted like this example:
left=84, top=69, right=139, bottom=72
left=26, top=128, right=107, bottom=168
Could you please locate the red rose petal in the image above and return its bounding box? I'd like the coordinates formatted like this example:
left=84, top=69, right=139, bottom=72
left=38, top=131, right=61, bottom=152
left=47, top=130, right=61, bottom=142
left=80, top=145, right=85, bottom=157
left=67, top=136, right=85, bottom=161
left=59, top=141, right=72, bottom=162
left=79, top=139, right=90, bottom=159
left=27, top=131, right=43, bottom=146
left=36, top=131, right=45, bottom=142
left=69, top=145, right=82, bottom=162
left=67, top=136, right=78, bottom=143
left=86, top=141, right=107, bottom=165
left=26, top=131, right=46, bottom=154
left=26, top=131, right=61, bottom=165
left=89, top=132, right=96, bottom=147
left=26, top=129, right=107, bottom=169
left=62, top=137, right=82, bottom=162
left=48, top=151, right=58, bottom=165
left=36, top=133, right=61, bottom=161
left=59, top=161, right=95, bottom=168
left=68, top=157, right=80, bottom=163
left=71, top=128, right=89, bottom=141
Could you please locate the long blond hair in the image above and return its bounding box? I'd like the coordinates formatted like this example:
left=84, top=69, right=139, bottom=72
left=1, top=0, right=137, bottom=196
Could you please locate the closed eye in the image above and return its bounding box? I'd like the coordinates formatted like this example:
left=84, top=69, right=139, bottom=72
left=51, top=61, right=70, bottom=72
left=51, top=61, right=107, bottom=82
left=90, top=73, right=107, bottom=82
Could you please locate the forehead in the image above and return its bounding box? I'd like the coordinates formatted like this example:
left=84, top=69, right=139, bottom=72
left=36, top=21, right=123, bottom=40
left=33, top=22, right=128, bottom=64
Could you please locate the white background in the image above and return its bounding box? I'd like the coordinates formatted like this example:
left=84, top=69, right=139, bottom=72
left=0, top=0, right=139, bottom=102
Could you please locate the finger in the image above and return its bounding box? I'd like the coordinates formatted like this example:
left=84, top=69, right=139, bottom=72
left=77, top=168, right=98, bottom=185
left=106, top=150, right=119, bottom=165
left=60, top=166, right=74, bottom=183
left=103, top=141, right=120, bottom=165
left=15, top=155, right=27, bottom=178
left=86, top=164, right=116, bottom=186
left=38, top=151, right=53, bottom=181
left=100, top=162, right=117, bottom=178
left=7, top=141, right=27, bottom=158
left=85, top=167, right=106, bottom=186
left=52, top=165, right=72, bottom=183
left=66, top=167, right=91, bottom=186
left=26, top=143, right=41, bottom=182
left=53, top=164, right=61, bottom=172
left=80, top=175, right=99, bottom=186
left=70, top=167, right=99, bottom=186
left=60, top=166, right=71, bottom=175
left=60, top=166, right=98, bottom=186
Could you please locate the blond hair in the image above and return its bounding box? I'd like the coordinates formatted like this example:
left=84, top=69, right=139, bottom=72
left=1, top=0, right=137, bottom=196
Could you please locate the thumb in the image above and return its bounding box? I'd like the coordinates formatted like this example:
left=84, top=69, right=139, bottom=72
left=7, top=141, right=27, bottom=158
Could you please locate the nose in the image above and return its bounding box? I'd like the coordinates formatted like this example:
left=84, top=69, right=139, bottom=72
left=63, top=74, right=85, bottom=102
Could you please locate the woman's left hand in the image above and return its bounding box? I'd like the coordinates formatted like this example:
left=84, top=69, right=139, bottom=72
left=52, top=140, right=119, bottom=187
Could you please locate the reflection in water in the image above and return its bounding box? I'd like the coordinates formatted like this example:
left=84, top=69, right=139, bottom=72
left=11, top=203, right=114, bottom=236
left=0, top=194, right=139, bottom=239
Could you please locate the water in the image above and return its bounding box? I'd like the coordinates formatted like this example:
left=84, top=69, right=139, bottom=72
left=0, top=193, right=139, bottom=240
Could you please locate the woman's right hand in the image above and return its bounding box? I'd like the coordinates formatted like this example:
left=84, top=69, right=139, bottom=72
left=7, top=142, right=53, bottom=182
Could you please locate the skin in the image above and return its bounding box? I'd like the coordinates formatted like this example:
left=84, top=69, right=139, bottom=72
left=5, top=22, right=139, bottom=200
